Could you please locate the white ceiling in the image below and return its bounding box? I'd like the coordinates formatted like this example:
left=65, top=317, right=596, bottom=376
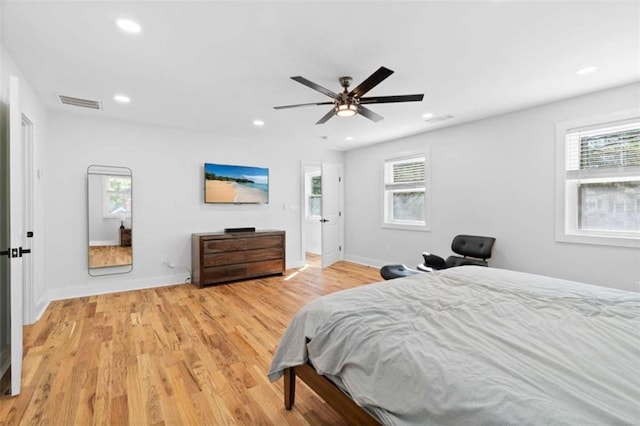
left=2, top=1, right=639, bottom=150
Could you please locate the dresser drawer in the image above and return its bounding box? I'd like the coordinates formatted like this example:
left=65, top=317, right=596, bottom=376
left=203, top=247, right=283, bottom=267
left=202, top=259, right=283, bottom=283
left=203, top=235, right=283, bottom=253
left=201, top=264, right=248, bottom=283
left=247, top=259, right=284, bottom=276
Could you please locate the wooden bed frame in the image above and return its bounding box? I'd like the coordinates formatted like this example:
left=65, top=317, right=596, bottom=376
left=283, top=363, right=381, bottom=425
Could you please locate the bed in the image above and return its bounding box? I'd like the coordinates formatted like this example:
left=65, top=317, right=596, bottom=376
left=268, top=266, right=640, bottom=425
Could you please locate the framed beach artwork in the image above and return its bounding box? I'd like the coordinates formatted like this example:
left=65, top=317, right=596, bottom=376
left=204, top=163, right=269, bottom=204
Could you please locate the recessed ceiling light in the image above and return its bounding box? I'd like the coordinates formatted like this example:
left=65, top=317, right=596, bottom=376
left=253, top=120, right=265, bottom=126
left=576, top=66, right=598, bottom=75
left=114, top=94, right=130, bottom=103
left=116, top=19, right=141, bottom=34
left=422, top=112, right=435, bottom=120
left=345, top=136, right=354, bottom=141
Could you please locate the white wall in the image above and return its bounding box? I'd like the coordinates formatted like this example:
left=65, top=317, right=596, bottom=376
left=344, top=83, right=640, bottom=292
left=0, top=44, right=49, bottom=321
left=44, top=111, right=343, bottom=301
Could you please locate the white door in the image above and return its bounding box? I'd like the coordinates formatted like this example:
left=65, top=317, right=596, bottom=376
left=8, top=76, right=24, bottom=395
left=320, top=163, right=343, bottom=268
left=21, top=116, right=34, bottom=325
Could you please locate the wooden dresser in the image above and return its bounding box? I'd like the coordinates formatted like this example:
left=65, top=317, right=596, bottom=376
left=191, top=230, right=285, bottom=287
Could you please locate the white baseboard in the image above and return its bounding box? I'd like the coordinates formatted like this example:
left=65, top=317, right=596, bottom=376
left=33, top=294, right=51, bottom=323
left=287, top=259, right=306, bottom=269
left=343, top=254, right=390, bottom=269
left=47, top=272, right=191, bottom=303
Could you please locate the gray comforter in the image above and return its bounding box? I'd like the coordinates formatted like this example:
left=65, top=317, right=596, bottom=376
left=268, top=266, right=640, bottom=425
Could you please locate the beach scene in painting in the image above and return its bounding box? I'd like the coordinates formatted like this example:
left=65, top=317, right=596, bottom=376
left=205, top=163, right=269, bottom=203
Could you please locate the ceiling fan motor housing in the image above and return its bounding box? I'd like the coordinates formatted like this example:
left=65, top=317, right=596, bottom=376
left=339, top=76, right=353, bottom=89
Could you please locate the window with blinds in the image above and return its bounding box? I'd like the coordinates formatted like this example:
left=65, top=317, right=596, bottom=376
left=383, top=153, right=430, bottom=229
left=562, top=118, right=640, bottom=237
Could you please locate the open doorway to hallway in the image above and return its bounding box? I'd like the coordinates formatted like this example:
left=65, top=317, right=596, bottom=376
left=300, top=161, right=344, bottom=269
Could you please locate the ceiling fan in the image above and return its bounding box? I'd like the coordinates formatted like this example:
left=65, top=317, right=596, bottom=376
left=274, top=66, right=424, bottom=125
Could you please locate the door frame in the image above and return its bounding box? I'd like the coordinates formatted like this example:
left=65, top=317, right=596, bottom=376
left=21, top=114, right=35, bottom=325
left=9, top=75, right=24, bottom=396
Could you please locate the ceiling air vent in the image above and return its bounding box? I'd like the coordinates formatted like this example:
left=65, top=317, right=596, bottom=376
left=424, top=114, right=454, bottom=124
left=58, top=95, right=102, bottom=110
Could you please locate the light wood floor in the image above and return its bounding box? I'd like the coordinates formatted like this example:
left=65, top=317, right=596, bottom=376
left=0, top=255, right=382, bottom=425
left=89, top=245, right=133, bottom=269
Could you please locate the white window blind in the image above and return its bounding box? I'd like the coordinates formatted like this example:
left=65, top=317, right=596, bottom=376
left=385, top=156, right=425, bottom=189
left=566, top=120, right=640, bottom=180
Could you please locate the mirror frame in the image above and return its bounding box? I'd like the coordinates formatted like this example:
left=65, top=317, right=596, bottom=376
left=87, top=165, right=133, bottom=276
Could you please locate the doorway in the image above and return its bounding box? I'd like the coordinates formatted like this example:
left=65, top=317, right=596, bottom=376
left=300, top=161, right=344, bottom=268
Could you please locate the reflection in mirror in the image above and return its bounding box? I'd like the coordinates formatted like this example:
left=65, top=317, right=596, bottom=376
left=87, top=165, right=132, bottom=276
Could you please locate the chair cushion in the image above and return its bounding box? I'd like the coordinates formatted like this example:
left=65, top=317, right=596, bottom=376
left=450, top=235, right=496, bottom=259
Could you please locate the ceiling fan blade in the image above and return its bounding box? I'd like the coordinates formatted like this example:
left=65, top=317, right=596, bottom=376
left=274, top=101, right=334, bottom=110
left=359, top=94, right=424, bottom=104
left=357, top=105, right=384, bottom=122
left=291, top=76, right=339, bottom=99
left=349, top=66, right=394, bottom=98
left=316, top=108, right=336, bottom=125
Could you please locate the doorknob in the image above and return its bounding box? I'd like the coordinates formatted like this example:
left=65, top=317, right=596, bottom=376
left=320, top=219, right=329, bottom=223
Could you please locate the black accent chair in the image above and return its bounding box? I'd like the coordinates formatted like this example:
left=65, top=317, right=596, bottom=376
left=417, top=234, right=496, bottom=272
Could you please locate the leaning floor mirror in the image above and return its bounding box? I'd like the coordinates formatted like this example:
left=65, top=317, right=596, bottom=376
left=87, top=165, right=133, bottom=276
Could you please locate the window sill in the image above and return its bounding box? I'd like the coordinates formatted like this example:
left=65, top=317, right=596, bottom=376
left=381, top=222, right=430, bottom=232
left=556, top=232, right=640, bottom=248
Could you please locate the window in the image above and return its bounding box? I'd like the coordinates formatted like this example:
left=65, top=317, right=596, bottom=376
left=103, top=175, right=132, bottom=219
left=306, top=172, right=322, bottom=218
left=556, top=113, right=640, bottom=247
left=383, top=153, right=430, bottom=230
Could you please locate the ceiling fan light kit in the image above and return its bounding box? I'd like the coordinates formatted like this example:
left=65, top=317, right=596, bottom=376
left=274, top=66, right=424, bottom=124
left=336, top=103, right=357, bottom=117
